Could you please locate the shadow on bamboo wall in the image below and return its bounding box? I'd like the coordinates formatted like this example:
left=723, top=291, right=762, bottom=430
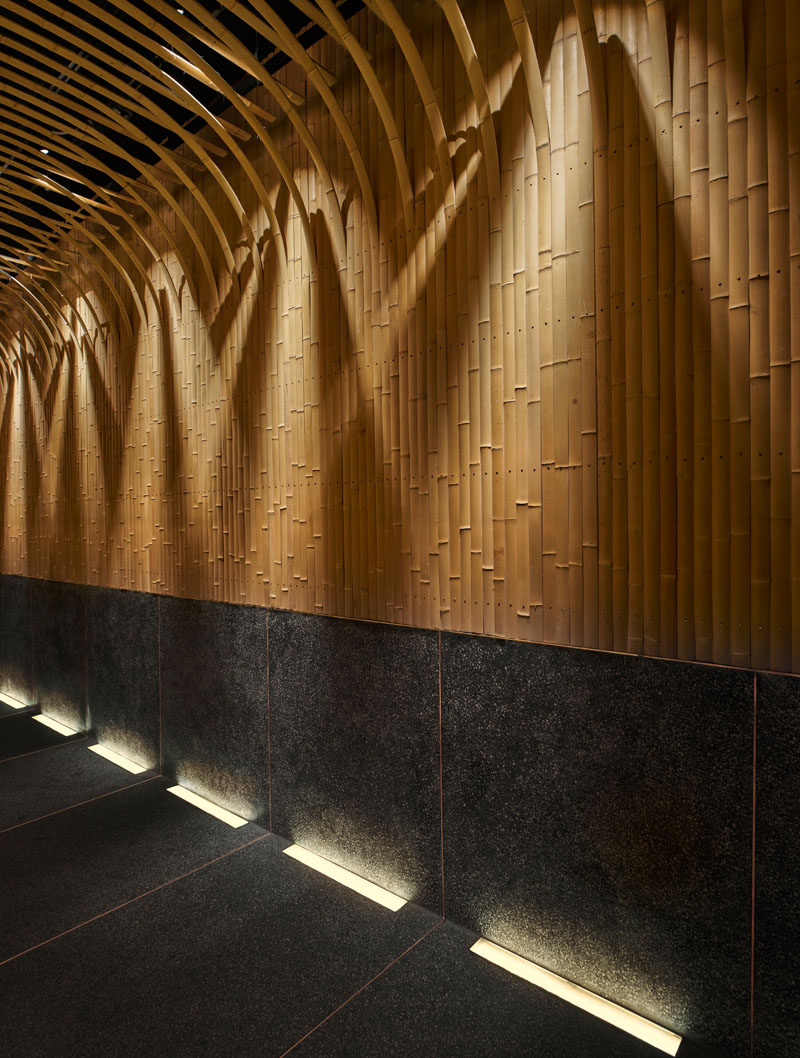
left=0, top=0, right=798, bottom=673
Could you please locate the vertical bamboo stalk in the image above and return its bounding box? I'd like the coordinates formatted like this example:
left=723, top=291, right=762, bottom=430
left=606, top=9, right=629, bottom=652
left=721, top=0, right=751, bottom=667
left=747, top=0, right=771, bottom=669
left=787, top=0, right=800, bottom=672
left=671, top=1, right=696, bottom=659
left=765, top=0, right=791, bottom=672
left=707, top=0, right=731, bottom=664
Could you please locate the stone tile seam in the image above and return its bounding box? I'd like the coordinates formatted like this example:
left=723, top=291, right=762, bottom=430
left=0, top=775, right=159, bottom=837
left=750, top=672, right=757, bottom=1058
left=0, top=736, right=89, bottom=767
left=0, top=833, right=269, bottom=970
left=276, top=918, right=445, bottom=1058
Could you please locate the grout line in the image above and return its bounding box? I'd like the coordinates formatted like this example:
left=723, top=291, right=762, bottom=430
left=0, top=735, right=89, bottom=766
left=84, top=595, right=89, bottom=731
left=158, top=596, right=163, bottom=776
left=438, top=630, right=445, bottom=919
left=277, top=918, right=444, bottom=1057
left=0, top=776, right=159, bottom=836
left=266, top=609, right=272, bottom=833
left=0, top=833, right=269, bottom=970
left=750, top=672, right=757, bottom=1057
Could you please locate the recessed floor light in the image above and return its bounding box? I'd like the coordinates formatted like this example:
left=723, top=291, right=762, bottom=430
left=0, top=692, right=28, bottom=709
left=283, top=844, right=407, bottom=912
left=167, top=785, right=248, bottom=828
left=33, top=714, right=77, bottom=736
left=470, top=938, right=682, bottom=1056
left=88, top=743, right=147, bottom=774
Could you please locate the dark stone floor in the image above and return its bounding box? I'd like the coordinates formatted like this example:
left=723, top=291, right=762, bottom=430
left=0, top=739, right=716, bottom=1058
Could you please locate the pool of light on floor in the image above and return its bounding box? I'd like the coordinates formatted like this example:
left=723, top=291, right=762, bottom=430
left=470, top=937, right=682, bottom=1056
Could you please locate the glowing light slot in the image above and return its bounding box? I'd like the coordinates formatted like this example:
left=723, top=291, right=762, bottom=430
left=33, top=714, right=77, bottom=737
left=283, top=844, right=407, bottom=912
left=470, top=939, right=682, bottom=1056
left=88, top=743, right=147, bottom=775
left=0, top=692, right=28, bottom=710
left=167, top=785, right=248, bottom=828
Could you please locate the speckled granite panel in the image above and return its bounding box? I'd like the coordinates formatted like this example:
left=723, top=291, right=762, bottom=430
left=159, top=596, right=269, bottom=825
left=0, top=575, right=34, bottom=706
left=30, top=579, right=87, bottom=730
left=87, top=586, right=159, bottom=770
left=755, top=672, right=800, bottom=1058
left=442, top=633, right=753, bottom=1056
left=269, top=611, right=442, bottom=909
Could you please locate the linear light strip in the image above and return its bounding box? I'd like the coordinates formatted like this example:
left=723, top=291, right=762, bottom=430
left=0, top=691, right=28, bottom=709
left=470, top=938, right=682, bottom=1056
left=283, top=844, right=407, bottom=912
left=88, top=743, right=147, bottom=775
left=166, top=785, right=248, bottom=828
left=32, top=714, right=77, bottom=737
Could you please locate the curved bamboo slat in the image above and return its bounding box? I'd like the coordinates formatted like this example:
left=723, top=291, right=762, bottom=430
left=0, top=14, right=242, bottom=287
left=0, top=68, right=221, bottom=305
left=434, top=0, right=501, bottom=200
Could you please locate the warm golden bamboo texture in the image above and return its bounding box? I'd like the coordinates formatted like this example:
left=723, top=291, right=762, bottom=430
left=0, top=0, right=797, bottom=671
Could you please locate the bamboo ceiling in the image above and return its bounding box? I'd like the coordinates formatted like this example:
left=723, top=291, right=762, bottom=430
left=0, top=0, right=798, bottom=673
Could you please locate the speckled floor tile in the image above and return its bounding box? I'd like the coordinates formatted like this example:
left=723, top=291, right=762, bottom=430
left=0, top=738, right=155, bottom=832
left=0, top=713, right=85, bottom=762
left=0, top=777, right=263, bottom=962
left=0, top=700, right=34, bottom=719
left=290, top=919, right=710, bottom=1058
left=0, top=834, right=438, bottom=1058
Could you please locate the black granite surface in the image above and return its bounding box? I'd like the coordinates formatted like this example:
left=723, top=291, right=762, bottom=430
left=293, top=919, right=680, bottom=1058
left=0, top=713, right=85, bottom=762
left=0, top=834, right=438, bottom=1058
left=269, top=611, right=442, bottom=909
left=159, top=596, right=269, bottom=826
left=0, top=738, right=154, bottom=832
left=0, top=700, right=34, bottom=719
left=87, top=586, right=160, bottom=770
left=0, top=574, right=34, bottom=705
left=755, top=672, right=800, bottom=1058
left=31, top=579, right=88, bottom=730
left=0, top=778, right=262, bottom=962
left=441, top=634, right=753, bottom=1056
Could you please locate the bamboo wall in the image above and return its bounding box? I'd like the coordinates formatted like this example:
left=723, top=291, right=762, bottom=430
left=0, top=0, right=798, bottom=672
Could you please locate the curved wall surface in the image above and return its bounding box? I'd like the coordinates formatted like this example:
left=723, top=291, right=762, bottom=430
left=0, top=0, right=798, bottom=673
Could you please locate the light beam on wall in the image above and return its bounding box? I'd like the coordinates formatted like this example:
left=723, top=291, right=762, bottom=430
left=470, top=938, right=682, bottom=1056
left=167, top=785, right=248, bottom=828
left=283, top=844, right=407, bottom=912
left=88, top=743, right=147, bottom=774
left=32, top=714, right=78, bottom=736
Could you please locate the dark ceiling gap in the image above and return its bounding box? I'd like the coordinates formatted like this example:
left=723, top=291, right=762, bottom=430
left=0, top=0, right=365, bottom=284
